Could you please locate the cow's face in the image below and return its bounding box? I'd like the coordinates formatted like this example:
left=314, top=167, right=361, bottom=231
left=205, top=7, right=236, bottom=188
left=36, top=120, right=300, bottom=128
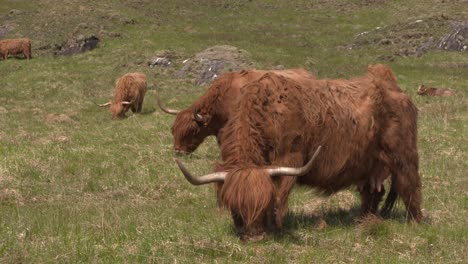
left=171, top=109, right=214, bottom=154
left=175, top=146, right=321, bottom=241
left=110, top=103, right=125, bottom=119
left=417, top=85, right=428, bottom=95
left=110, top=102, right=130, bottom=119
left=219, top=169, right=276, bottom=241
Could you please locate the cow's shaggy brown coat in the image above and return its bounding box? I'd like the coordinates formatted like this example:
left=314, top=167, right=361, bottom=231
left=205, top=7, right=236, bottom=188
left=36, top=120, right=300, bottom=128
left=167, top=68, right=315, bottom=153
left=183, top=65, right=422, bottom=240
left=417, top=84, right=455, bottom=97
left=102, top=72, right=147, bottom=119
left=0, top=38, right=31, bottom=60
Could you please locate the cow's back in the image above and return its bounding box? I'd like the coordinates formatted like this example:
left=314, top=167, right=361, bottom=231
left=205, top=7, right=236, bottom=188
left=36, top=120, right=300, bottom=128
left=226, top=71, right=386, bottom=191
left=219, top=69, right=315, bottom=117
left=114, top=72, right=147, bottom=102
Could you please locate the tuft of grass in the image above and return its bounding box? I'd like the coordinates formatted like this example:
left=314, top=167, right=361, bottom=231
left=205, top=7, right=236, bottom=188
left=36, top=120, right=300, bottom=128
left=357, top=215, right=390, bottom=239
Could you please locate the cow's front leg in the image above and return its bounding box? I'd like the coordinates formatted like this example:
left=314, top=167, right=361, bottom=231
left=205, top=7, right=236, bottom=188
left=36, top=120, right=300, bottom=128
left=272, top=176, right=296, bottom=232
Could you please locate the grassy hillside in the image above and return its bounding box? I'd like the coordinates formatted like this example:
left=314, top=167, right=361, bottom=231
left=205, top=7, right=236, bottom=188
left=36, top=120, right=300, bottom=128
left=0, top=0, right=467, bottom=262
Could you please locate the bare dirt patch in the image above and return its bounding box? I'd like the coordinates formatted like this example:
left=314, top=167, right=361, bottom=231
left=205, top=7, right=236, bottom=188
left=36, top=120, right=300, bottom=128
left=45, top=113, right=75, bottom=124
left=51, top=35, right=100, bottom=56
left=0, top=188, right=24, bottom=205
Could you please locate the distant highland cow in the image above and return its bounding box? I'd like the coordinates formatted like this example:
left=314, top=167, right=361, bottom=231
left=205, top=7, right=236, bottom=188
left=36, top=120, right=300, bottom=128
left=99, top=72, right=147, bottom=119
left=0, top=38, right=31, bottom=60
left=417, top=84, right=455, bottom=97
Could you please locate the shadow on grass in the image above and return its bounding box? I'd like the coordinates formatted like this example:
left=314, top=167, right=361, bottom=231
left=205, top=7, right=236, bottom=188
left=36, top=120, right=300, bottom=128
left=284, top=206, right=360, bottom=229
left=2, top=56, right=30, bottom=60
left=139, top=107, right=156, bottom=115
left=269, top=206, right=411, bottom=244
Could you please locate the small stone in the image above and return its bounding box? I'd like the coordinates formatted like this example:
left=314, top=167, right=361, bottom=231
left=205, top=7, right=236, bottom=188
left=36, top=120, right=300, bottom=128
left=76, top=34, right=85, bottom=42
left=9, top=9, right=23, bottom=15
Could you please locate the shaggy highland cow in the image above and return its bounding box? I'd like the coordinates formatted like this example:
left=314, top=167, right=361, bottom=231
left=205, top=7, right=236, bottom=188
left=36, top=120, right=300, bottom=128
left=99, top=72, right=147, bottom=119
left=0, top=38, right=32, bottom=60
left=176, top=65, right=422, bottom=240
left=157, top=68, right=315, bottom=154
left=417, top=84, right=455, bottom=97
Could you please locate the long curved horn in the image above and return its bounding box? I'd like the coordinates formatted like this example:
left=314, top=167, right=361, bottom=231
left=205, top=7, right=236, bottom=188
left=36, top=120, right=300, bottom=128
left=121, top=101, right=132, bottom=105
left=156, top=94, right=180, bottom=115
left=176, top=145, right=322, bottom=185
left=175, top=159, right=227, bottom=185
left=193, top=110, right=204, bottom=122
left=265, top=145, right=322, bottom=177
left=98, top=102, right=112, bottom=107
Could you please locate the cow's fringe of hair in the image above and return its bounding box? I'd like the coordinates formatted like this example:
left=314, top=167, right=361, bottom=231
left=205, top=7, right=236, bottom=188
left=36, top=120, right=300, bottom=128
left=220, top=169, right=275, bottom=227
left=171, top=109, right=201, bottom=141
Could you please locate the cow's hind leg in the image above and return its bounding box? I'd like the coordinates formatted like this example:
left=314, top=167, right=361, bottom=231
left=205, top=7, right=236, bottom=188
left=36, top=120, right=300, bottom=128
left=380, top=183, right=398, bottom=218
left=136, top=101, right=143, bottom=113
left=379, top=117, right=422, bottom=222
left=391, top=165, right=422, bottom=222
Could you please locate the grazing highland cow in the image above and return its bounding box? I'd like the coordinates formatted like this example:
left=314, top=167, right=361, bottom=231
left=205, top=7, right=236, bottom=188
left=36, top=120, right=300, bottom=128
left=99, top=72, right=147, bottom=119
left=0, top=38, right=32, bottom=60
left=176, top=65, right=422, bottom=240
left=417, top=84, right=455, bottom=97
left=157, top=68, right=315, bottom=154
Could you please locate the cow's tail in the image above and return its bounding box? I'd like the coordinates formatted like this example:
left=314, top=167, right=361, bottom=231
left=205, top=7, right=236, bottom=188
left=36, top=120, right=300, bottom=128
left=367, top=64, right=397, bottom=83
left=380, top=181, right=398, bottom=217
left=367, top=64, right=401, bottom=92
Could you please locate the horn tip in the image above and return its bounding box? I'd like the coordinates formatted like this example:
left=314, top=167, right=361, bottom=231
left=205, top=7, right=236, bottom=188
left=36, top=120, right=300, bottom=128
left=174, top=159, right=183, bottom=168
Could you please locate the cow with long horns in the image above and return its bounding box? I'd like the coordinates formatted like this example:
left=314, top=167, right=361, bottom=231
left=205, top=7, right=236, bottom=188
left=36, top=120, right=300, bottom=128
left=99, top=72, right=147, bottom=119
left=176, top=65, right=423, bottom=240
left=157, top=68, right=315, bottom=154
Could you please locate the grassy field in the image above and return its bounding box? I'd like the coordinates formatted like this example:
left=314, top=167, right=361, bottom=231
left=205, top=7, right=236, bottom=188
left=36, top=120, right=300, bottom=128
left=0, top=0, right=467, bottom=262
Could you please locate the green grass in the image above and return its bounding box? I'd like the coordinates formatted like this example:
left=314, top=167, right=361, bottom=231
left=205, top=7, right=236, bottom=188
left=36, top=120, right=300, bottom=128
left=1, top=0, right=467, bottom=263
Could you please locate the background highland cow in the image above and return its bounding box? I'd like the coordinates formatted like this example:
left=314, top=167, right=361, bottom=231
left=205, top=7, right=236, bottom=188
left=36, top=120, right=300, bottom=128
left=158, top=68, right=315, bottom=154
left=0, top=38, right=31, bottom=60
left=99, top=72, right=147, bottom=119
left=417, top=84, right=455, bottom=97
